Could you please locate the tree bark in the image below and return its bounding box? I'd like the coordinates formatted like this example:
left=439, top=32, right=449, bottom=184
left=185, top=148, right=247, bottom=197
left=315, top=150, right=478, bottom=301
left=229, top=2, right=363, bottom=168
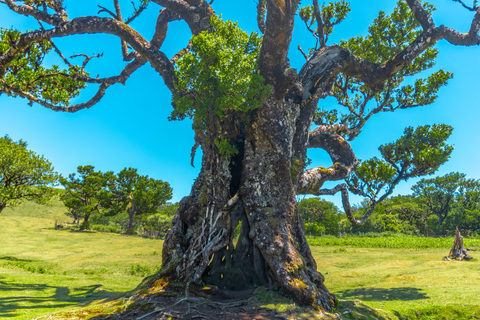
left=127, top=209, right=135, bottom=235
left=159, top=94, right=337, bottom=311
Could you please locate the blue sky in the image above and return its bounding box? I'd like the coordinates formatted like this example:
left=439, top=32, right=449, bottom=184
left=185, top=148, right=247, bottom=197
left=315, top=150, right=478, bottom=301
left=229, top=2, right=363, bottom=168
left=1, top=1, right=479, bottom=208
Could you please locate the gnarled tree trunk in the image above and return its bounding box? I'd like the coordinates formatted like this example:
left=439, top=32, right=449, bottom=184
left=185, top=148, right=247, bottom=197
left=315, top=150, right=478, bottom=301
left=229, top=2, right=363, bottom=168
left=160, top=93, right=339, bottom=310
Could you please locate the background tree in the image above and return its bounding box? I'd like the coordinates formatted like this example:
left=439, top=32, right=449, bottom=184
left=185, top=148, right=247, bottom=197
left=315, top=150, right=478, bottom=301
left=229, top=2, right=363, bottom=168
left=0, top=135, right=58, bottom=213
left=101, top=167, right=172, bottom=234
left=298, top=198, right=342, bottom=235
left=383, top=195, right=429, bottom=235
left=412, top=172, right=467, bottom=234
left=59, top=165, right=108, bottom=230
left=1, top=0, right=479, bottom=311
left=142, top=203, right=179, bottom=239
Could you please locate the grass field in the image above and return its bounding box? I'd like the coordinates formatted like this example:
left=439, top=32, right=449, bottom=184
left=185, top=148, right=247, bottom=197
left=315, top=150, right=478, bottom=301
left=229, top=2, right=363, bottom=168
left=2, top=200, right=480, bottom=319
left=0, top=200, right=164, bottom=320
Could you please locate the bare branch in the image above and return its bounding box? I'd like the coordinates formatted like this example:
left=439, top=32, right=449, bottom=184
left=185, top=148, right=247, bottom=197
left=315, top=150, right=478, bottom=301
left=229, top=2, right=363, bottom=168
left=98, top=5, right=118, bottom=19
left=406, top=0, right=480, bottom=46
left=171, top=40, right=192, bottom=64
left=71, top=53, right=104, bottom=74
left=298, top=45, right=309, bottom=62
left=125, top=1, right=149, bottom=24
left=451, top=0, right=479, bottom=11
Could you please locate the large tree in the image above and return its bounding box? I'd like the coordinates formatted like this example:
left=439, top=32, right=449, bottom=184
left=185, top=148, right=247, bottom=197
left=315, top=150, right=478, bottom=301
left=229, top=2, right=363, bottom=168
left=0, top=135, right=58, bottom=213
left=1, top=0, right=478, bottom=311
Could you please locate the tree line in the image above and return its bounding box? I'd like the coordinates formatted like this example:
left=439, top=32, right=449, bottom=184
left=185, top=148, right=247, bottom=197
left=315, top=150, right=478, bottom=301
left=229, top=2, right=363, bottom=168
left=0, top=135, right=174, bottom=237
left=300, top=172, right=480, bottom=237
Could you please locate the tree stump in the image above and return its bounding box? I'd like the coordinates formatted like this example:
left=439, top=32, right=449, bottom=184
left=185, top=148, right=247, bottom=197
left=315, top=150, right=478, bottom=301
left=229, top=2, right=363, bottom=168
left=445, top=228, right=473, bottom=261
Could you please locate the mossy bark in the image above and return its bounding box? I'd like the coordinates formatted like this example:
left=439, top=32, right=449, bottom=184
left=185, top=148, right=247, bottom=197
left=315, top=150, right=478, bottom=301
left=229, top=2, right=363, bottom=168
left=159, top=96, right=336, bottom=311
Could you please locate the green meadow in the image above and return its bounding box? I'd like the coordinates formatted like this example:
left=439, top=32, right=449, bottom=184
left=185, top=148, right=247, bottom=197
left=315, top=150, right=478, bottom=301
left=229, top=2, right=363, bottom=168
left=0, top=200, right=163, bottom=320
left=2, top=200, right=480, bottom=319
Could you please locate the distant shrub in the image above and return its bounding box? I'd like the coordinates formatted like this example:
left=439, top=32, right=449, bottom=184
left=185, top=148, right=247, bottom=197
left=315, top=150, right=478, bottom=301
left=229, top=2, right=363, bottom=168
left=128, top=264, right=159, bottom=277
left=91, top=224, right=121, bottom=233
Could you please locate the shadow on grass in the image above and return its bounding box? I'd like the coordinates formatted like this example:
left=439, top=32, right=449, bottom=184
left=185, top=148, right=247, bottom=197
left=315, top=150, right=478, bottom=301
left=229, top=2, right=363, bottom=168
left=0, top=256, right=34, bottom=262
left=335, top=287, right=428, bottom=302
left=0, top=280, right=121, bottom=318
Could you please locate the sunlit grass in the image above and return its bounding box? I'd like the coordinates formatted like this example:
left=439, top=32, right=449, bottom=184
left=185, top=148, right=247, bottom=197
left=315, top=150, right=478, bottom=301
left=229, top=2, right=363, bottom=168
left=3, top=200, right=480, bottom=319
left=0, top=200, right=163, bottom=320
left=307, top=233, right=480, bottom=249
left=311, top=246, right=480, bottom=319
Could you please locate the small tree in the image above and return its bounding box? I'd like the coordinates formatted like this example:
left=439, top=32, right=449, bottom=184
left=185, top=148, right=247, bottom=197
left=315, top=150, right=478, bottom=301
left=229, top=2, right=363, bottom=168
left=59, top=165, right=108, bottom=230
left=0, top=136, right=58, bottom=213
left=102, top=168, right=172, bottom=235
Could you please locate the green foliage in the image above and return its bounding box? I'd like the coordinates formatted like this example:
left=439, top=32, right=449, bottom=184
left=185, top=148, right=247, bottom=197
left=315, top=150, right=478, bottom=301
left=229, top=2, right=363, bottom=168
left=315, top=1, right=452, bottom=140
left=172, top=16, right=270, bottom=157
left=380, top=124, right=454, bottom=177
left=347, top=124, right=453, bottom=202
left=341, top=1, right=435, bottom=64
left=142, top=203, right=178, bottom=239
left=347, top=158, right=396, bottom=199
left=101, top=167, right=172, bottom=234
left=340, top=198, right=420, bottom=235
left=298, top=198, right=342, bottom=235
left=0, top=28, right=86, bottom=106
left=0, top=135, right=58, bottom=212
left=412, top=172, right=480, bottom=234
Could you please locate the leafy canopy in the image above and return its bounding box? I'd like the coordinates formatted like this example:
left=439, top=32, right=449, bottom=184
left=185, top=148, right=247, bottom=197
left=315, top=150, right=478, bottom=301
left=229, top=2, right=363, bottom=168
left=172, top=16, right=270, bottom=157
left=0, top=135, right=58, bottom=212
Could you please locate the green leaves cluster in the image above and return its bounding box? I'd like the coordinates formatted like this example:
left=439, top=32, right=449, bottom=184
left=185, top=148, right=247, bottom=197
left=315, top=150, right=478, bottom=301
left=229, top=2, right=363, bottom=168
left=0, top=136, right=58, bottom=213
left=172, top=16, right=270, bottom=156
left=0, top=28, right=86, bottom=106
left=347, top=124, right=453, bottom=201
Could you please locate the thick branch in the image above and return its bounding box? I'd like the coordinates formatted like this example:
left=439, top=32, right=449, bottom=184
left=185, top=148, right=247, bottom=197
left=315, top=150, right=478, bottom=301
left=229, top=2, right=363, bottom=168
left=315, top=184, right=377, bottom=225
left=258, top=0, right=298, bottom=98
left=0, top=17, right=177, bottom=93
left=312, top=0, right=326, bottom=48
left=2, top=0, right=64, bottom=26
left=297, top=132, right=358, bottom=194
left=151, top=0, right=214, bottom=35
left=406, top=0, right=480, bottom=46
